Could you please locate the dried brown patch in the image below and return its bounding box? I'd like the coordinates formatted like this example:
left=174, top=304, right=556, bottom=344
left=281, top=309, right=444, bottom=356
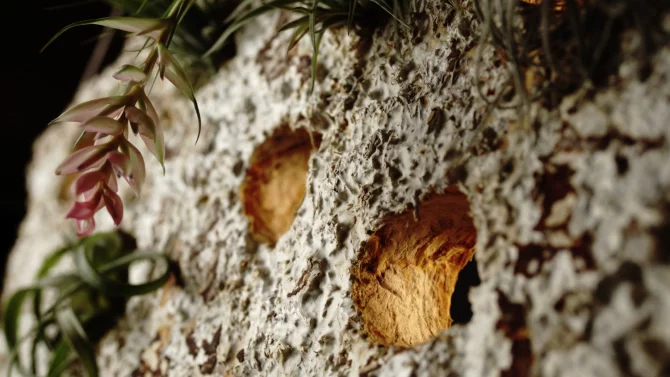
left=241, top=125, right=321, bottom=246
left=351, top=188, right=477, bottom=347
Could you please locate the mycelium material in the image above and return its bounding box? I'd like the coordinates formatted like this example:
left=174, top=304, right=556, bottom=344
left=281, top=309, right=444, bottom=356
left=2, top=0, right=670, bottom=376
left=241, top=126, right=320, bottom=245
left=351, top=188, right=476, bottom=347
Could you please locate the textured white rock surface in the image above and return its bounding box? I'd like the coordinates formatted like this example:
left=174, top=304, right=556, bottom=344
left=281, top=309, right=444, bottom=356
left=3, top=1, right=670, bottom=376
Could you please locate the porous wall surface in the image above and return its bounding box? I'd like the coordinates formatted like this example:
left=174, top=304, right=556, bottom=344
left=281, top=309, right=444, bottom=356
left=3, top=1, right=670, bottom=376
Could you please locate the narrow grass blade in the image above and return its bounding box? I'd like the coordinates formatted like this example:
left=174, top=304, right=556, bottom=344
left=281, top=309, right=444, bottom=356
left=47, top=341, right=77, bottom=377
left=309, top=0, right=320, bottom=94
left=287, top=23, right=310, bottom=52
left=369, top=0, right=409, bottom=27
left=278, top=16, right=310, bottom=32
left=42, top=17, right=167, bottom=52
left=3, top=275, right=80, bottom=349
left=205, top=0, right=299, bottom=57
left=55, top=305, right=98, bottom=377
left=158, top=44, right=201, bottom=143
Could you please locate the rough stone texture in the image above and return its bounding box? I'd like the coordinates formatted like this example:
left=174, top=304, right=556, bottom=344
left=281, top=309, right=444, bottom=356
left=2, top=1, right=670, bottom=376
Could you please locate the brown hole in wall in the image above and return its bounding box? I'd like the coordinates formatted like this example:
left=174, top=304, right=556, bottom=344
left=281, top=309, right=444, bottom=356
left=351, top=187, right=477, bottom=347
left=241, top=125, right=321, bottom=246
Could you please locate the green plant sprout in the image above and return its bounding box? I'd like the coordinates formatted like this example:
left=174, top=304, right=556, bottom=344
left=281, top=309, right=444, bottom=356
left=206, top=0, right=408, bottom=93
left=2, top=231, right=170, bottom=377
left=43, top=0, right=201, bottom=237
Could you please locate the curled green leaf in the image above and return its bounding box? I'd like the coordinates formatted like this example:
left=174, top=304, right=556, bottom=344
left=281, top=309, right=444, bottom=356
left=75, top=241, right=169, bottom=297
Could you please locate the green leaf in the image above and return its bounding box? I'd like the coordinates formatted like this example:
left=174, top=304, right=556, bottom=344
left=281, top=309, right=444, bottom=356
left=73, top=131, right=96, bottom=151
left=82, top=116, right=126, bottom=136
left=3, top=231, right=172, bottom=377
left=50, top=97, right=127, bottom=125
left=278, top=16, right=310, bottom=32
left=54, top=143, right=113, bottom=176
left=284, top=6, right=314, bottom=14
left=75, top=241, right=170, bottom=297
left=42, top=17, right=168, bottom=53
left=205, top=0, right=299, bottom=57
left=3, top=275, right=80, bottom=350
left=309, top=0, right=320, bottom=94
left=136, top=0, right=151, bottom=14
left=120, top=139, right=147, bottom=195
left=125, top=106, right=165, bottom=171
left=138, top=87, right=160, bottom=128
left=224, top=0, right=260, bottom=23
left=33, top=245, right=76, bottom=329
left=157, top=44, right=202, bottom=143
left=113, top=64, right=147, bottom=82
left=4, top=289, right=33, bottom=352
left=46, top=341, right=77, bottom=377
left=287, top=23, right=310, bottom=52
left=55, top=305, right=98, bottom=377
left=368, top=0, right=409, bottom=27
left=348, top=0, right=357, bottom=29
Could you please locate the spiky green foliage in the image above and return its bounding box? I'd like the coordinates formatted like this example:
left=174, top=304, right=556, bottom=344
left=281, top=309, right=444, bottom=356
left=207, top=0, right=408, bottom=93
left=44, top=0, right=202, bottom=237
left=473, top=0, right=670, bottom=112
left=2, top=231, right=170, bottom=377
left=102, top=0, right=234, bottom=84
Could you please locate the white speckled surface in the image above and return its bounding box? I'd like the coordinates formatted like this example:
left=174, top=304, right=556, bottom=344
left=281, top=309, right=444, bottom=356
left=3, top=1, right=670, bottom=376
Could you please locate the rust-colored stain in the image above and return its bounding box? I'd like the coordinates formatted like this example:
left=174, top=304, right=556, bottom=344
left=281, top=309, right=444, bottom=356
left=351, top=187, right=477, bottom=347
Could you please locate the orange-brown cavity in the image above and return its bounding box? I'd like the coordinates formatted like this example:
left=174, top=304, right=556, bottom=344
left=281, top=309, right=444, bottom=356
left=240, top=125, right=320, bottom=246
left=351, top=187, right=477, bottom=347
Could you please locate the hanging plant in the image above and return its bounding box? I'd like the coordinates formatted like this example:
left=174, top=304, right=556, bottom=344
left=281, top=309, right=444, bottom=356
left=43, top=0, right=201, bottom=237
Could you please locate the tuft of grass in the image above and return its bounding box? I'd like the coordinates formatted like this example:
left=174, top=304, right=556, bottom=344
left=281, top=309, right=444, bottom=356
left=473, top=0, right=670, bottom=113
left=2, top=231, right=170, bottom=377
left=206, top=0, right=408, bottom=93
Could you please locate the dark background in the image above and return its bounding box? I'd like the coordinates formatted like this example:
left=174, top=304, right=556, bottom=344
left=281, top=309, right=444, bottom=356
left=0, top=1, right=124, bottom=292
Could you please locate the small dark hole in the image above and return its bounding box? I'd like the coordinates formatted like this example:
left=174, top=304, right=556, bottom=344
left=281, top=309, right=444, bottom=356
left=450, top=257, right=481, bottom=324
